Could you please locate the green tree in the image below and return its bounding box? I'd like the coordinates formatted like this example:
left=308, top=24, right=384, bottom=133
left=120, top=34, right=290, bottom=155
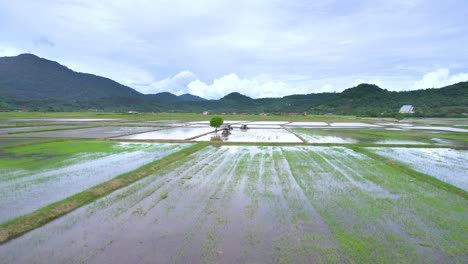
left=210, top=116, right=224, bottom=132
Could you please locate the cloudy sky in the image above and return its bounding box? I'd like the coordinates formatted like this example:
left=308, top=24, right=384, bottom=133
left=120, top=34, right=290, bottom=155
left=1, top=0, right=467, bottom=99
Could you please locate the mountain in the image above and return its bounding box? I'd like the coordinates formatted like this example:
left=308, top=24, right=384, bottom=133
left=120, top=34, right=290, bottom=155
left=178, top=93, right=206, bottom=101
left=0, top=54, right=207, bottom=111
left=221, top=92, right=253, bottom=101
left=145, top=92, right=180, bottom=103
left=319, top=83, right=468, bottom=116
left=0, top=53, right=467, bottom=116
left=0, top=53, right=142, bottom=100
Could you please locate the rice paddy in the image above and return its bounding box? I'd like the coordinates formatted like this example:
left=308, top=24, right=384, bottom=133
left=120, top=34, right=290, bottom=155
left=0, top=141, right=191, bottom=223
left=0, top=116, right=466, bottom=263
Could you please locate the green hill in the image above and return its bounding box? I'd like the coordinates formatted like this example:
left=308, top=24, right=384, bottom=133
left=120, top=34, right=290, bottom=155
left=0, top=54, right=467, bottom=117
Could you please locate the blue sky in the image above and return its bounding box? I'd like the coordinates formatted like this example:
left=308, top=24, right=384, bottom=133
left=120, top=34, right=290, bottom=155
left=1, top=0, right=467, bottom=98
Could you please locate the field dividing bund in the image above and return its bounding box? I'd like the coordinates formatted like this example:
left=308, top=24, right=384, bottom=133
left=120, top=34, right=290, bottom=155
left=1, top=145, right=466, bottom=263
left=0, top=142, right=206, bottom=244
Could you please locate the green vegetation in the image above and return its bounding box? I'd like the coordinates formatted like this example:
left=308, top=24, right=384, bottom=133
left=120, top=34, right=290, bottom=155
left=1, top=54, right=467, bottom=116
left=320, top=83, right=468, bottom=117
left=160, top=192, right=168, bottom=200
left=210, top=136, right=223, bottom=142
left=0, top=111, right=361, bottom=121
left=209, top=116, right=223, bottom=132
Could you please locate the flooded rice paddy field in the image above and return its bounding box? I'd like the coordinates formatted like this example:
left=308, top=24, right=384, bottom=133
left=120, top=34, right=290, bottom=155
left=0, top=146, right=466, bottom=263
left=403, top=118, right=468, bottom=127
left=6, top=126, right=166, bottom=139
left=4, top=118, right=119, bottom=123
left=0, top=141, right=191, bottom=223
left=2, top=117, right=467, bottom=144
left=195, top=128, right=303, bottom=143
left=0, top=117, right=467, bottom=263
left=0, top=125, right=82, bottom=135
left=368, top=148, right=468, bottom=191
left=0, top=137, right=59, bottom=148
left=116, top=127, right=215, bottom=140
left=291, top=128, right=467, bottom=146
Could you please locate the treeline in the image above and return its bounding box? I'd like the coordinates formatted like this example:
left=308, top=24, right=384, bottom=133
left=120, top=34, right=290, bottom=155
left=1, top=82, right=467, bottom=117
left=1, top=54, right=467, bottom=117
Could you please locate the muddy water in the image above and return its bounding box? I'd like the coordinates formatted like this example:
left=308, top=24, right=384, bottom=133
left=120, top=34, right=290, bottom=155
left=0, top=146, right=343, bottom=263
left=0, top=143, right=190, bottom=223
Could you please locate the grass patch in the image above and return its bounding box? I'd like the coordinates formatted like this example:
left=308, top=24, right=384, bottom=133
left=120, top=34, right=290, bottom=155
left=210, top=136, right=223, bottom=142
left=0, top=142, right=208, bottom=244
left=160, top=192, right=168, bottom=200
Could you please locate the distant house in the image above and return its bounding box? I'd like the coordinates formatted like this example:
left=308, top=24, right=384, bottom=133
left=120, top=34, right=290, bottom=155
left=399, top=105, right=415, bottom=114
left=202, top=111, right=210, bottom=115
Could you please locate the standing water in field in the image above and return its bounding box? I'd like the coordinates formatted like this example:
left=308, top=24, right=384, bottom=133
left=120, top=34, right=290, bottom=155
left=368, top=147, right=468, bottom=191
left=194, top=128, right=303, bottom=143
left=0, top=146, right=466, bottom=263
left=0, top=142, right=191, bottom=223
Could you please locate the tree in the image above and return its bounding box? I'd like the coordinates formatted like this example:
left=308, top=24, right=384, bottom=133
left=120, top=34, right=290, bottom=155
left=210, top=116, right=224, bottom=132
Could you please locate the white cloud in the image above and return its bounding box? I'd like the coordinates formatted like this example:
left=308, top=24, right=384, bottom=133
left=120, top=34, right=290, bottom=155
left=134, top=72, right=391, bottom=99
left=317, top=84, right=336, bottom=93
left=0, top=46, right=23, bottom=57
left=354, top=79, right=384, bottom=87
left=187, top=73, right=292, bottom=99
left=411, top=69, right=468, bottom=89
left=141, top=71, right=197, bottom=95
left=2, top=1, right=468, bottom=96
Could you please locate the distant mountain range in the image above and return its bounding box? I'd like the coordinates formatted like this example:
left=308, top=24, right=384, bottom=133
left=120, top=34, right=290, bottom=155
left=0, top=53, right=467, bottom=117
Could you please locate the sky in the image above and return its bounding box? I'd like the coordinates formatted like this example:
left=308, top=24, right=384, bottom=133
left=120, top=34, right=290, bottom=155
left=1, top=0, right=468, bottom=99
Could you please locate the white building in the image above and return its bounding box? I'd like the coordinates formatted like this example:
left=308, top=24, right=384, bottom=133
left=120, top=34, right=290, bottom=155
left=399, top=105, right=415, bottom=114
